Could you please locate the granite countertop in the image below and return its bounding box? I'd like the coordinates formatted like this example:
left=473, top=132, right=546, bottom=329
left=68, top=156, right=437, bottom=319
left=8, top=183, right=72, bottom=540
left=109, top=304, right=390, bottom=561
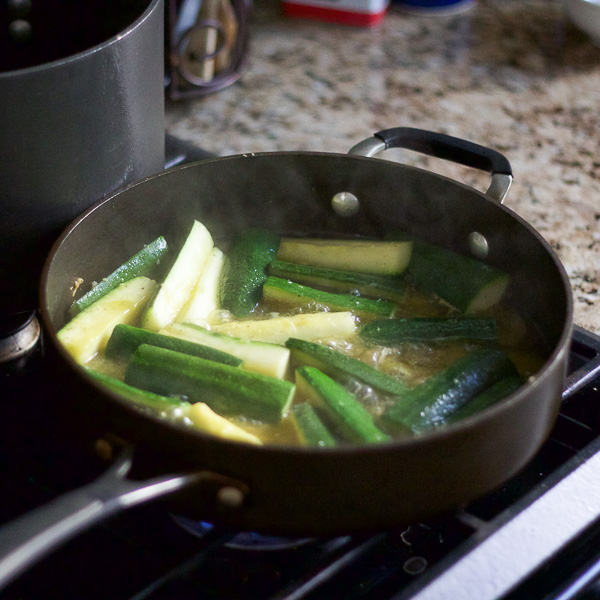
left=166, top=0, right=600, bottom=335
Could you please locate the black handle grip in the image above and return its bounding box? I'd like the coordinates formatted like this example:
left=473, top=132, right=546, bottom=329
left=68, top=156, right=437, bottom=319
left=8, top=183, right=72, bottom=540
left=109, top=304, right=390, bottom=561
left=374, top=128, right=512, bottom=176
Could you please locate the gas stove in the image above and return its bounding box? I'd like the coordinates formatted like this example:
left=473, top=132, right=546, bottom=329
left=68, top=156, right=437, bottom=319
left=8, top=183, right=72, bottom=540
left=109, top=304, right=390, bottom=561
left=1, top=321, right=599, bottom=600
left=1, top=139, right=599, bottom=600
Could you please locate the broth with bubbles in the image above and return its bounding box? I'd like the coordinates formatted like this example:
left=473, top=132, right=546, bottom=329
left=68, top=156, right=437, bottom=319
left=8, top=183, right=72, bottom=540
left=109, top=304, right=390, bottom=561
left=59, top=220, right=545, bottom=447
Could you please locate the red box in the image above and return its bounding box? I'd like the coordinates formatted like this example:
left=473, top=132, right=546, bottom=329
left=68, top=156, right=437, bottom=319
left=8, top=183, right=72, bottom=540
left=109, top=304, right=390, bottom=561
left=282, top=0, right=390, bottom=27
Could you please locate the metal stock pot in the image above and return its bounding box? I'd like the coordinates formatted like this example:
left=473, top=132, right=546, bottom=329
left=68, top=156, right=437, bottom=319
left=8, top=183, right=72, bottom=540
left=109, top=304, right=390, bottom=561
left=0, top=0, right=165, bottom=315
left=0, top=128, right=573, bottom=589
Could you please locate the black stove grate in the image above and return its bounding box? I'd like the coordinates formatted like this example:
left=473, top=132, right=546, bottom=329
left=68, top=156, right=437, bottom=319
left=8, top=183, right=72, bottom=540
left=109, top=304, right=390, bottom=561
left=0, top=326, right=599, bottom=599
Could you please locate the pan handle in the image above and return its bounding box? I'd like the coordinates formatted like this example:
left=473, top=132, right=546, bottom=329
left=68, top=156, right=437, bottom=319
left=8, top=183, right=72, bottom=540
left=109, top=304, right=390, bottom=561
left=348, top=127, right=513, bottom=204
left=0, top=447, right=246, bottom=591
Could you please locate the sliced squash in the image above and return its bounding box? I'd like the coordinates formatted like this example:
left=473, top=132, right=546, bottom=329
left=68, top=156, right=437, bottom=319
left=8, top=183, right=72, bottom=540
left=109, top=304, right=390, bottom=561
left=142, top=220, right=213, bottom=331
left=162, top=322, right=290, bottom=379
left=57, top=276, right=157, bottom=364
left=277, top=238, right=413, bottom=276
left=176, top=247, right=224, bottom=325
left=211, top=311, right=357, bottom=345
left=187, top=402, right=262, bottom=445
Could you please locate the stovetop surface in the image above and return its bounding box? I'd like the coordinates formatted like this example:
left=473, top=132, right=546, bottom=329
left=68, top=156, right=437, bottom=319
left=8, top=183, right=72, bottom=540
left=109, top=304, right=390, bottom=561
left=0, top=324, right=599, bottom=600
left=1, top=139, right=600, bottom=599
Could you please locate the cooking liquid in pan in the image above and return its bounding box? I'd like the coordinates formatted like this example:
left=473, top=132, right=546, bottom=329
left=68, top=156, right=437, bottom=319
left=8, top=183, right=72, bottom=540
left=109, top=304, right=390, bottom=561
left=80, top=230, right=547, bottom=448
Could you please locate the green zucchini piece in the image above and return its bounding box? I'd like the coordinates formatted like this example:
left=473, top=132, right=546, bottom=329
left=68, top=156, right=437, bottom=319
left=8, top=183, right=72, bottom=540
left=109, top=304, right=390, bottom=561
left=269, top=260, right=409, bottom=302
left=292, top=402, right=337, bottom=448
left=85, top=368, right=190, bottom=410
left=277, top=238, right=413, bottom=275
left=162, top=322, right=290, bottom=379
left=125, top=344, right=294, bottom=424
left=219, top=228, right=281, bottom=317
left=405, top=241, right=510, bottom=314
left=57, top=276, right=157, bottom=364
left=105, top=324, right=242, bottom=367
left=286, top=338, right=410, bottom=396
left=381, top=349, right=518, bottom=434
left=176, top=247, right=224, bottom=325
left=142, top=220, right=214, bottom=332
left=69, top=236, right=168, bottom=317
left=446, top=375, right=523, bottom=423
left=359, top=316, right=499, bottom=345
left=211, top=311, right=356, bottom=345
left=295, top=367, right=390, bottom=444
left=263, top=276, right=396, bottom=319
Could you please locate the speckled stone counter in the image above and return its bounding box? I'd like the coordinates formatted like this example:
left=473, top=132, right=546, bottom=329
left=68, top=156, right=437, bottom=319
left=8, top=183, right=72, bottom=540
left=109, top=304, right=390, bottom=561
left=166, top=0, right=600, bottom=334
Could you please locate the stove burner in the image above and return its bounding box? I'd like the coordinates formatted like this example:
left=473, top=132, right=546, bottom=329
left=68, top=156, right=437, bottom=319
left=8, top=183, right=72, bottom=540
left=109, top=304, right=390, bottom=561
left=171, top=515, right=316, bottom=551
left=0, top=311, right=40, bottom=363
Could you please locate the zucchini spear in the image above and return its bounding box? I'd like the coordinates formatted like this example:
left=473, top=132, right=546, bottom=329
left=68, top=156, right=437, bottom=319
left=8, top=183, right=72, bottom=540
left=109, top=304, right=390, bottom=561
left=142, top=220, right=214, bottom=332
left=176, top=247, right=224, bottom=325
left=381, top=349, right=518, bottom=434
left=211, top=311, right=356, bottom=345
left=445, top=375, right=523, bottom=424
left=268, top=260, right=409, bottom=302
left=85, top=367, right=190, bottom=411
left=69, top=236, right=168, bottom=317
left=57, top=276, right=157, bottom=364
left=125, top=344, right=295, bottom=424
left=162, top=322, right=291, bottom=379
left=88, top=369, right=262, bottom=445
left=105, top=323, right=242, bottom=367
left=405, top=241, right=510, bottom=314
left=286, top=338, right=410, bottom=397
left=187, top=403, right=263, bottom=445
left=277, top=238, right=413, bottom=275
left=292, top=402, right=337, bottom=448
left=263, top=276, right=396, bottom=320
left=359, top=316, right=499, bottom=345
left=295, top=367, right=390, bottom=444
left=219, top=228, right=281, bottom=317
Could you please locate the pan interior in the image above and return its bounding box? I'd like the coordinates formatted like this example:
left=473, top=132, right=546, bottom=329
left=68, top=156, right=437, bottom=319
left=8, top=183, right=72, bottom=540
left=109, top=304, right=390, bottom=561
left=45, top=152, right=570, bottom=353
left=40, top=150, right=572, bottom=458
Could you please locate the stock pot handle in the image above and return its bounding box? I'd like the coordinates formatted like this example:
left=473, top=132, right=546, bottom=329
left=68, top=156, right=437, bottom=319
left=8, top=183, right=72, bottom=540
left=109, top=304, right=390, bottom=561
left=348, top=127, right=513, bottom=203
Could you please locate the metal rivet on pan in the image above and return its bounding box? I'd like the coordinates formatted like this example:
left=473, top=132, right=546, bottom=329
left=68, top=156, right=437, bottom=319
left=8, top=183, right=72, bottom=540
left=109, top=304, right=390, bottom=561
left=468, top=231, right=489, bottom=259
left=331, top=192, right=360, bottom=217
left=217, top=486, right=245, bottom=509
left=94, top=439, right=114, bottom=462
left=8, top=19, right=32, bottom=43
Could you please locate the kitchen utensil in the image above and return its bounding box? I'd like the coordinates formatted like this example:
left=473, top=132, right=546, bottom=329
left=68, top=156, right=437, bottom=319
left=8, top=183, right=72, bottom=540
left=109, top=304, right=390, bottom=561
left=0, top=127, right=574, bottom=589
left=166, top=0, right=251, bottom=99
